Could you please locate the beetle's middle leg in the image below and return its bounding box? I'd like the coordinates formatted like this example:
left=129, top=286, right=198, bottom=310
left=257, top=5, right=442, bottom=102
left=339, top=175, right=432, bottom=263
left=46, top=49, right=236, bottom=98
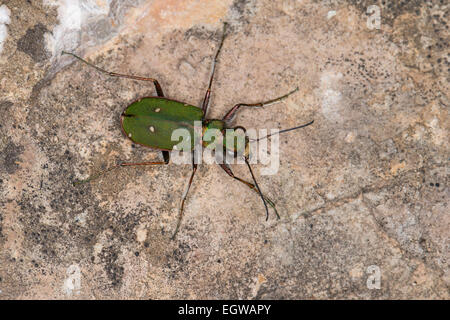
left=222, top=87, right=299, bottom=123
left=171, top=152, right=198, bottom=240
left=62, top=51, right=164, bottom=97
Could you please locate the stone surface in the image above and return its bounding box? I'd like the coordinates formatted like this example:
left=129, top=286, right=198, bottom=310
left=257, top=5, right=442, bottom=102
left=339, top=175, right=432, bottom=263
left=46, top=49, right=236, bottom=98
left=0, top=0, right=448, bottom=299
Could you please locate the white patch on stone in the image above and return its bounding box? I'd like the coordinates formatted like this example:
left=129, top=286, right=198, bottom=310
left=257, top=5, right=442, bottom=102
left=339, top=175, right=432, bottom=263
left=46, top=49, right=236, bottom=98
left=63, top=264, right=81, bottom=296
left=44, top=0, right=83, bottom=59
left=136, top=225, right=147, bottom=243
left=44, top=0, right=112, bottom=63
left=0, top=4, right=11, bottom=54
left=74, top=211, right=87, bottom=225
left=327, top=10, right=336, bottom=19
left=93, top=242, right=103, bottom=256
left=345, top=131, right=356, bottom=143
left=320, top=71, right=343, bottom=122
left=179, top=60, right=196, bottom=78
left=149, top=126, right=155, bottom=133
left=155, top=108, right=161, bottom=112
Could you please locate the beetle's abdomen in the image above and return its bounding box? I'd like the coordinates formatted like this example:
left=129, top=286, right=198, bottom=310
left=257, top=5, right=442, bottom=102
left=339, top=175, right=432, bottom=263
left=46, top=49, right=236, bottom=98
left=121, top=97, right=203, bottom=150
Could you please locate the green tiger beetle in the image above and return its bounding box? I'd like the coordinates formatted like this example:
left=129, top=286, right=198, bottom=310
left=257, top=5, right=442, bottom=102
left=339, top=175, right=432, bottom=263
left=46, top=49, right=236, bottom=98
left=63, top=23, right=313, bottom=239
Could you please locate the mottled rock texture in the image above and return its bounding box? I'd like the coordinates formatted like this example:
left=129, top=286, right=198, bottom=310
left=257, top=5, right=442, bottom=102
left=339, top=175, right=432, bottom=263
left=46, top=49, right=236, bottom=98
left=0, top=0, right=448, bottom=299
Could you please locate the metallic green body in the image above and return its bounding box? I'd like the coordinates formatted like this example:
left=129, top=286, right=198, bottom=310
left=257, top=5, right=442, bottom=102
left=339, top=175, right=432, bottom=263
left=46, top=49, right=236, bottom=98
left=121, top=97, right=240, bottom=154
left=121, top=97, right=203, bottom=150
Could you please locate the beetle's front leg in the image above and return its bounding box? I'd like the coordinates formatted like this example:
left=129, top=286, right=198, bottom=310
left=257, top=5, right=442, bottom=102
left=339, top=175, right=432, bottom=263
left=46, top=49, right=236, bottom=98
left=201, top=22, right=228, bottom=118
left=218, top=163, right=279, bottom=220
left=222, top=87, right=299, bottom=123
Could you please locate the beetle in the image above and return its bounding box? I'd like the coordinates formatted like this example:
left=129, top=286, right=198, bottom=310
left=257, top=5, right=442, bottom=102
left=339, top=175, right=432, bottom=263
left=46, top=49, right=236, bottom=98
left=63, top=23, right=313, bottom=239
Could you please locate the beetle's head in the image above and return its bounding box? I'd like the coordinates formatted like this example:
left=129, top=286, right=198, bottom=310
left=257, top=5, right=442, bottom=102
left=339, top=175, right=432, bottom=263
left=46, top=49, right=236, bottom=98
left=223, top=126, right=250, bottom=159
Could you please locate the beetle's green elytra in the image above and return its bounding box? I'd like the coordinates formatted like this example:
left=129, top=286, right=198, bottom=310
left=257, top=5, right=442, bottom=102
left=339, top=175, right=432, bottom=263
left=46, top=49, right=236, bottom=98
left=64, top=22, right=314, bottom=240
left=121, top=97, right=203, bottom=151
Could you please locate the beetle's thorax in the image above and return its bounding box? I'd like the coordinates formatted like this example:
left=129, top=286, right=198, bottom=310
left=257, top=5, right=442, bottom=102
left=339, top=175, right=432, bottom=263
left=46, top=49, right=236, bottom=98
left=202, top=119, right=249, bottom=158
left=202, top=119, right=225, bottom=149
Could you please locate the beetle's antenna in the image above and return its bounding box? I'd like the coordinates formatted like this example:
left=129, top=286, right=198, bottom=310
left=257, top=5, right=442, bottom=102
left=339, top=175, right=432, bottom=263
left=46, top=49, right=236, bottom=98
left=251, top=120, right=314, bottom=142
left=62, top=51, right=108, bottom=74
left=244, top=157, right=270, bottom=221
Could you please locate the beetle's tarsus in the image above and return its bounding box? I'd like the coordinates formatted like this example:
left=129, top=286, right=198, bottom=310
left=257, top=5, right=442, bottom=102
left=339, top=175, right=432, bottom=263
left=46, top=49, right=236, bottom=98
left=170, top=228, right=179, bottom=241
left=264, top=196, right=280, bottom=220
left=222, top=21, right=228, bottom=35
left=171, top=208, right=184, bottom=241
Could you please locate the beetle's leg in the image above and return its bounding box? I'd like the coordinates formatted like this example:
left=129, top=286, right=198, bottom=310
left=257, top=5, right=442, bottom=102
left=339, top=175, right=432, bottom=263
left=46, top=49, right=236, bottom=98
left=116, top=150, right=170, bottom=168
left=218, top=163, right=280, bottom=219
left=61, top=51, right=164, bottom=97
left=201, top=22, right=227, bottom=118
left=162, top=151, right=170, bottom=164
left=222, top=87, right=299, bottom=123
left=171, top=153, right=198, bottom=240
left=73, top=155, right=170, bottom=186
left=119, top=161, right=167, bottom=167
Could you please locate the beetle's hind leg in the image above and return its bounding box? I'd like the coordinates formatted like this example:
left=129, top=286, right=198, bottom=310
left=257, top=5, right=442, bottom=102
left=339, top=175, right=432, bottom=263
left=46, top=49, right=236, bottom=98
left=73, top=151, right=170, bottom=186
left=222, top=87, right=299, bottom=123
left=61, top=51, right=164, bottom=97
